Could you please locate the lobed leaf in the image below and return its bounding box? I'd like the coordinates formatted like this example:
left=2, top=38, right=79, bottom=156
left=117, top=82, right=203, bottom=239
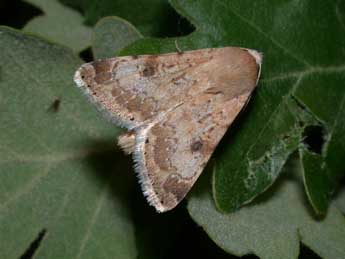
left=23, top=0, right=92, bottom=52
left=122, top=0, right=345, bottom=214
left=188, top=155, right=345, bottom=259
left=0, top=26, right=136, bottom=259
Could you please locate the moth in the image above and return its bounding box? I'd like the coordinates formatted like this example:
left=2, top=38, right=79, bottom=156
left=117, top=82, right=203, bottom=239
left=74, top=47, right=262, bottom=212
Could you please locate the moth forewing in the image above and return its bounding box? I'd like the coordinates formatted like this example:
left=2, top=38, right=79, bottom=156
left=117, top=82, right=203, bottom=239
left=74, top=47, right=262, bottom=212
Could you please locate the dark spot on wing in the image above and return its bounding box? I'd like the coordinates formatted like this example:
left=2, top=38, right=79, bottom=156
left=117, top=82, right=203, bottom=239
left=142, top=58, right=158, bottom=77
left=142, top=65, right=155, bottom=77
left=191, top=140, right=203, bottom=152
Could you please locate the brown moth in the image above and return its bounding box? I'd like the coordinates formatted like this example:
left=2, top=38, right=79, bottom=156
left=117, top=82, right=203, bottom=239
left=74, top=47, right=262, bottom=212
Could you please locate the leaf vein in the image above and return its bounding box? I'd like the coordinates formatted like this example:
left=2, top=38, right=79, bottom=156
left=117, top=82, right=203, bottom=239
left=335, top=0, right=345, bottom=32
left=214, top=0, right=312, bottom=67
left=0, top=164, right=52, bottom=212
left=262, top=64, right=345, bottom=83
left=324, top=87, right=345, bottom=155
left=0, top=146, right=114, bottom=164
left=76, top=185, right=108, bottom=259
left=243, top=76, right=303, bottom=162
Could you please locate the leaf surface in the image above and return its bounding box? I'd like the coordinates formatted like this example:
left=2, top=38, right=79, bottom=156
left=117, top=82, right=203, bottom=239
left=188, top=155, right=345, bottom=259
left=23, top=0, right=92, bottom=52
left=0, top=27, right=136, bottom=259
left=121, top=0, right=345, bottom=214
left=92, top=16, right=142, bottom=59
left=59, top=0, right=187, bottom=36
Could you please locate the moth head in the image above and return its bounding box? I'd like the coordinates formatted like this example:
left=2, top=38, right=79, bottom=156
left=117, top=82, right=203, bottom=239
left=245, top=48, right=263, bottom=84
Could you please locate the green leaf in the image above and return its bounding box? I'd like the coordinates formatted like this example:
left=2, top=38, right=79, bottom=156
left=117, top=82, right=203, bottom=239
left=92, top=16, right=142, bottom=60
left=3, top=0, right=343, bottom=257
left=59, top=0, right=186, bottom=37
left=121, top=0, right=345, bottom=214
left=23, top=0, right=92, bottom=52
left=188, top=154, right=345, bottom=259
left=0, top=27, right=136, bottom=259
left=296, top=71, right=345, bottom=213
left=335, top=187, right=345, bottom=214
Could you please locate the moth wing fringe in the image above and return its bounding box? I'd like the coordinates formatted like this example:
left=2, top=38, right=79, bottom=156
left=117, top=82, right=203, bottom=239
left=74, top=67, right=136, bottom=130
left=132, top=126, right=167, bottom=213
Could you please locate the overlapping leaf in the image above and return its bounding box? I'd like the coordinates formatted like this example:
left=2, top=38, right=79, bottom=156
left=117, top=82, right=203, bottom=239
left=59, top=0, right=188, bottom=37
left=92, top=16, right=142, bottom=59
left=0, top=27, right=136, bottom=259
left=171, top=0, right=345, bottom=214
left=120, top=0, right=345, bottom=214
left=23, top=0, right=92, bottom=52
left=188, top=155, right=345, bottom=259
